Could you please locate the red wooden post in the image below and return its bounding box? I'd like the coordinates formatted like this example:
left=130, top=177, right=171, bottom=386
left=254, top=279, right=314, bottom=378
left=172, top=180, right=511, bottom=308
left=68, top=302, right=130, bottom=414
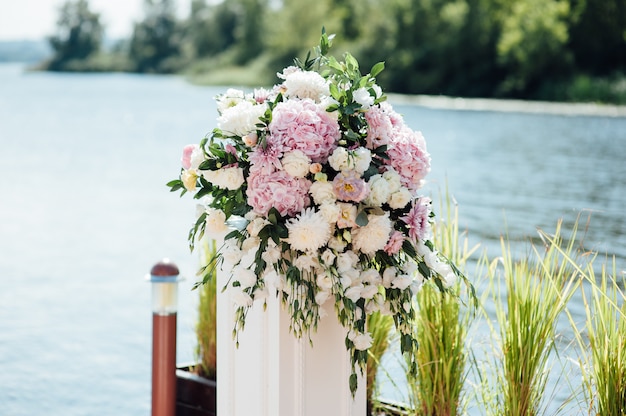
left=148, top=259, right=181, bottom=416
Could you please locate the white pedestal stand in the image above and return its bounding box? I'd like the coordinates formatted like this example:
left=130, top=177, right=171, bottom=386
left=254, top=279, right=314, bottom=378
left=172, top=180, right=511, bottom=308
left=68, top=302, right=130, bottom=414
left=217, top=263, right=367, bottom=416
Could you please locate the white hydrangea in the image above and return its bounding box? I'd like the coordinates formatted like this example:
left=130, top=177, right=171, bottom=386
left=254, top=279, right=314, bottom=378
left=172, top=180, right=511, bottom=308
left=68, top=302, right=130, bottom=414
left=217, top=100, right=266, bottom=137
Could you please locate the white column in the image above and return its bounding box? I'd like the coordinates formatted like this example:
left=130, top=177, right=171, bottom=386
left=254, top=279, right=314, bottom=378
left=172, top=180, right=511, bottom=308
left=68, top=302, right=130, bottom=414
left=217, top=260, right=366, bottom=416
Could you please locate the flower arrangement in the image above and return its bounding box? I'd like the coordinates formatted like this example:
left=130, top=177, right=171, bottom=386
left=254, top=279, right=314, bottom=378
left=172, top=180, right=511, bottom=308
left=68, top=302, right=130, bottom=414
left=169, top=31, right=462, bottom=394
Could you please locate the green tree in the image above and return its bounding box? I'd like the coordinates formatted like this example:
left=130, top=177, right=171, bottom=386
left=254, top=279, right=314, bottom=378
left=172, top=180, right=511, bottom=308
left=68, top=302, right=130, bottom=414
left=184, top=0, right=238, bottom=58
left=496, top=0, right=572, bottom=95
left=129, top=0, right=182, bottom=73
left=47, top=0, right=103, bottom=70
left=568, top=0, right=626, bottom=74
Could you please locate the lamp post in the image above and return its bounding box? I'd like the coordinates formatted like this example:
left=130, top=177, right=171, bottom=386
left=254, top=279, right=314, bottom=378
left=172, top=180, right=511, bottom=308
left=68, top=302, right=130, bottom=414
left=148, top=259, right=182, bottom=416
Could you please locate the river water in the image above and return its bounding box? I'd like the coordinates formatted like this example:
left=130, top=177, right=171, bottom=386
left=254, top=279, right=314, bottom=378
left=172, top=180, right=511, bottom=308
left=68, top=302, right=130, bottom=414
left=0, top=63, right=624, bottom=415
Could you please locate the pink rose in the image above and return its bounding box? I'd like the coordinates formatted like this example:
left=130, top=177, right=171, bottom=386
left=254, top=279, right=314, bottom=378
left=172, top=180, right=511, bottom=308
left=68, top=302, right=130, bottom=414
left=181, top=144, right=198, bottom=169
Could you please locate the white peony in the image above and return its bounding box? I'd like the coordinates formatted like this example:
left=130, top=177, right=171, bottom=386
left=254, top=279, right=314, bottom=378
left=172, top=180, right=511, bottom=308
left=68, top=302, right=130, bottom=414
left=282, top=150, right=311, bottom=178
left=286, top=208, right=331, bottom=252
left=352, top=213, right=392, bottom=255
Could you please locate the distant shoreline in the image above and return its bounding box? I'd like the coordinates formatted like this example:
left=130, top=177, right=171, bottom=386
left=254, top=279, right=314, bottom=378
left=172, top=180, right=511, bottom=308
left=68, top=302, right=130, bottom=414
left=388, top=93, right=626, bottom=118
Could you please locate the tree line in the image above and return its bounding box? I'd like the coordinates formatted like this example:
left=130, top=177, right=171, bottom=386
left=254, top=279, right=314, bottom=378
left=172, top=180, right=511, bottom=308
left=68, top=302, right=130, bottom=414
left=41, top=0, right=626, bottom=103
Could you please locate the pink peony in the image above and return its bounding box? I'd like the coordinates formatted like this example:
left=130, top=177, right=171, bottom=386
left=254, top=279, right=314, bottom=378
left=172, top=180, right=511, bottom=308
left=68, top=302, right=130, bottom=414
left=401, top=197, right=432, bottom=242
left=246, top=170, right=311, bottom=217
left=333, top=171, right=369, bottom=203
left=268, top=99, right=340, bottom=163
left=386, top=126, right=430, bottom=191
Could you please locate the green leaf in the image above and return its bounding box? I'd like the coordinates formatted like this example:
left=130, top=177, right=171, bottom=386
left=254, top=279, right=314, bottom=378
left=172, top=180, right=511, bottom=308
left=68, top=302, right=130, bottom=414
left=370, top=61, right=385, bottom=78
left=355, top=210, right=369, bottom=227
left=349, top=373, right=358, bottom=395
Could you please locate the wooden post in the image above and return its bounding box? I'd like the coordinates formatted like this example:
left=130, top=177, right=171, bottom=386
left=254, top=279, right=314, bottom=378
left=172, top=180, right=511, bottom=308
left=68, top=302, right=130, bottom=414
left=148, top=259, right=181, bottom=416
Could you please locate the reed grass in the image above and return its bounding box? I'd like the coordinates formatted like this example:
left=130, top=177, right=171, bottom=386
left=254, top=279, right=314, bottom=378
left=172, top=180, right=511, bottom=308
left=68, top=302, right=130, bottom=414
left=559, top=249, right=626, bottom=415
left=195, top=237, right=218, bottom=379
left=488, top=220, right=581, bottom=416
left=368, top=311, right=395, bottom=414
left=405, top=190, right=479, bottom=415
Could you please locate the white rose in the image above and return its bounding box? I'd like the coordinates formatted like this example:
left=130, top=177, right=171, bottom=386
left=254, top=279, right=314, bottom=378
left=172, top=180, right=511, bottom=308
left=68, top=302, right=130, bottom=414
left=352, top=213, right=392, bottom=255
left=353, top=147, right=372, bottom=173
left=327, top=236, right=347, bottom=252
left=216, top=88, right=246, bottom=113
left=361, top=284, right=379, bottom=299
left=360, top=269, right=381, bottom=285
left=246, top=217, right=268, bottom=237
left=388, top=188, right=413, bottom=209
left=382, top=267, right=397, bottom=288
left=316, top=274, right=333, bottom=290
left=391, top=274, right=412, bottom=290
left=345, top=285, right=363, bottom=302
left=235, top=267, right=257, bottom=289
left=349, top=331, right=373, bottom=350
left=319, top=203, right=341, bottom=224
left=382, top=169, right=402, bottom=193
left=321, top=249, right=336, bottom=265
left=230, top=287, right=253, bottom=307
left=353, top=87, right=375, bottom=108
left=221, top=240, right=242, bottom=266
left=365, top=175, right=391, bottom=206
left=328, top=147, right=349, bottom=172
left=205, top=208, right=228, bottom=233
left=336, top=251, right=359, bottom=273
left=282, top=150, right=311, bottom=178
left=202, top=167, right=244, bottom=190
left=309, top=181, right=336, bottom=205
left=181, top=170, right=198, bottom=192
left=315, top=290, right=331, bottom=305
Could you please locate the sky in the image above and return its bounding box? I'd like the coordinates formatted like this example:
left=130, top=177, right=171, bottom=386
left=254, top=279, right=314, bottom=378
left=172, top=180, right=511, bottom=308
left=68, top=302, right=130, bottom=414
left=0, top=0, right=189, bottom=41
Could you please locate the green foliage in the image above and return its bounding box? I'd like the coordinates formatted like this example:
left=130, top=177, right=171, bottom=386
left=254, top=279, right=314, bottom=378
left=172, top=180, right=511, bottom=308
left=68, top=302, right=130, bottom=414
left=42, top=0, right=626, bottom=103
left=45, top=0, right=103, bottom=71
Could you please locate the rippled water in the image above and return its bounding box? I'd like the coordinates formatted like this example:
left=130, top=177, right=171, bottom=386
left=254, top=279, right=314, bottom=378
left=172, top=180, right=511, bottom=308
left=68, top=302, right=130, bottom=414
left=0, top=63, right=624, bottom=415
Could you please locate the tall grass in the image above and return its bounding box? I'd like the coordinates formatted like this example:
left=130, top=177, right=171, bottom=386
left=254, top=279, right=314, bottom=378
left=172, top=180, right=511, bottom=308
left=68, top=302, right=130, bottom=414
left=195, top=237, right=218, bottom=379
left=489, top=220, right=580, bottom=416
left=559, top=247, right=626, bottom=415
left=405, top=191, right=479, bottom=415
left=368, top=311, right=395, bottom=414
